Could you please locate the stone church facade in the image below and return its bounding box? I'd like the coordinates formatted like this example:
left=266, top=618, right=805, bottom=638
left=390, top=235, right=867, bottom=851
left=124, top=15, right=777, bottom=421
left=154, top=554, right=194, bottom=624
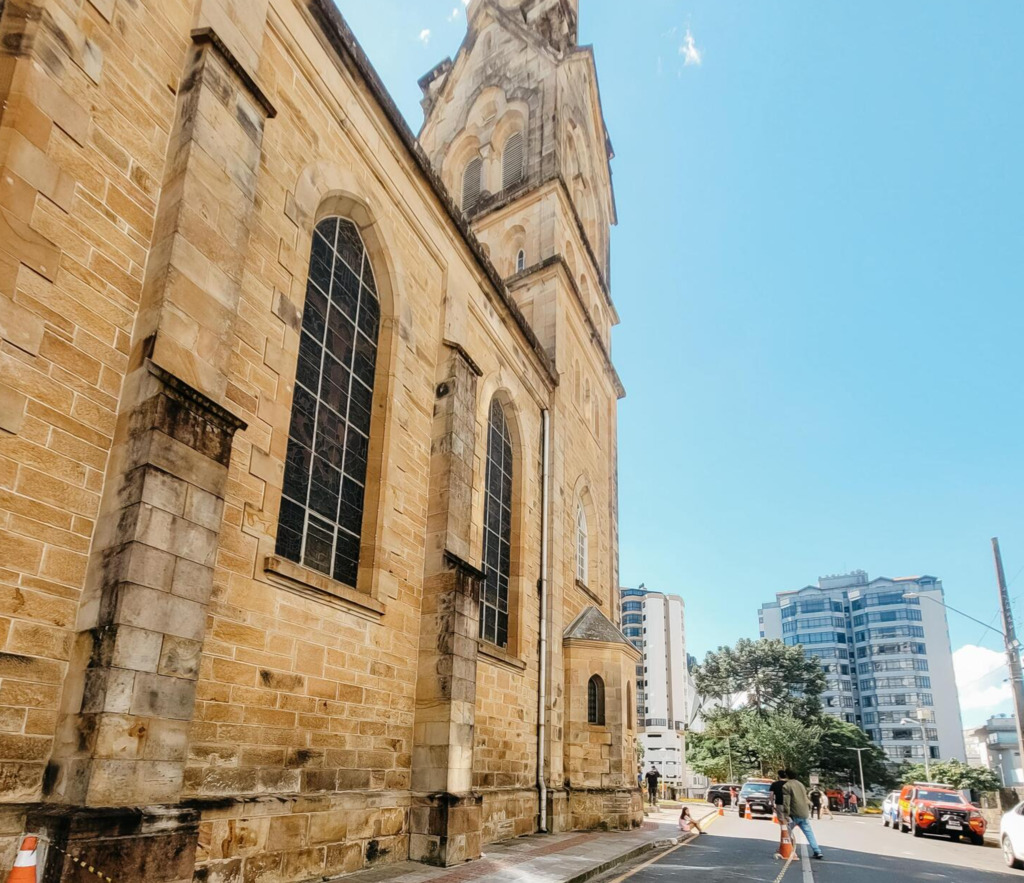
left=0, top=0, right=639, bottom=879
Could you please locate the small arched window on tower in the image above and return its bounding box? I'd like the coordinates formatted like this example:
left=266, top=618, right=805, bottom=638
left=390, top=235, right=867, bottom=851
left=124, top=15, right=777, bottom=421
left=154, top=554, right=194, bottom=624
left=588, top=675, right=605, bottom=725
left=462, top=156, right=482, bottom=213
left=502, top=132, right=524, bottom=189
left=627, top=682, right=634, bottom=730
left=515, top=249, right=526, bottom=273
left=575, top=500, right=588, bottom=585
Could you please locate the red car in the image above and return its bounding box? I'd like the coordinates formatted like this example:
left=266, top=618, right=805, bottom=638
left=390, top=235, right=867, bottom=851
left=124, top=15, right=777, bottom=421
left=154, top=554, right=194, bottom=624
left=897, top=782, right=986, bottom=844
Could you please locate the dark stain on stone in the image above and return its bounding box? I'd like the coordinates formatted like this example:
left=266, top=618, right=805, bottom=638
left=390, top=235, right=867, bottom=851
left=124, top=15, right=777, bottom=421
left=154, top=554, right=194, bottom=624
left=41, top=761, right=60, bottom=797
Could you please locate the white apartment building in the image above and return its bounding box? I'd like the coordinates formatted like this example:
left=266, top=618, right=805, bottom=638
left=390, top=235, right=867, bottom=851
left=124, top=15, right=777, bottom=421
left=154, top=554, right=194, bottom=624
left=965, top=714, right=1022, bottom=787
left=759, top=571, right=965, bottom=767
left=621, top=586, right=709, bottom=796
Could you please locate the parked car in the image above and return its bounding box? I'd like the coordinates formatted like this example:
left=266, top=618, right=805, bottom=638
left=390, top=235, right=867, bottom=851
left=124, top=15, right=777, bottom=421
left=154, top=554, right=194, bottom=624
left=706, top=784, right=741, bottom=806
left=737, top=779, right=774, bottom=818
left=898, top=782, right=986, bottom=844
left=1000, top=802, right=1024, bottom=869
left=881, top=791, right=901, bottom=828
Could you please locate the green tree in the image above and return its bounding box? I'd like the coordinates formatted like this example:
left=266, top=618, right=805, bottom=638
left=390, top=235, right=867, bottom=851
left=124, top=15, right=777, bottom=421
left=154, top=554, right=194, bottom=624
left=746, top=711, right=822, bottom=779
left=899, top=758, right=1001, bottom=794
left=814, top=717, right=894, bottom=790
left=693, top=638, right=827, bottom=719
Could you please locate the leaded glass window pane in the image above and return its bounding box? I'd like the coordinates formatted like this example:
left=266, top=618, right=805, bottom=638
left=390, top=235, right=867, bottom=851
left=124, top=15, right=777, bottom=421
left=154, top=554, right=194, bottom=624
left=277, top=218, right=378, bottom=586
left=576, top=502, right=588, bottom=584
left=588, top=675, right=605, bottom=725
left=480, top=398, right=513, bottom=647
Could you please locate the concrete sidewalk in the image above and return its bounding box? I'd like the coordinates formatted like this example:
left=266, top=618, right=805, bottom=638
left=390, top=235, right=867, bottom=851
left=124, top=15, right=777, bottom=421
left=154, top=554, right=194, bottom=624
left=329, top=807, right=714, bottom=883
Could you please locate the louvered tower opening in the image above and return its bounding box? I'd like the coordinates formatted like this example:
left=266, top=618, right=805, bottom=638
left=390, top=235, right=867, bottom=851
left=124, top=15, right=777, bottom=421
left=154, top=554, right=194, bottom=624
left=462, top=157, right=482, bottom=213
left=502, top=132, right=524, bottom=190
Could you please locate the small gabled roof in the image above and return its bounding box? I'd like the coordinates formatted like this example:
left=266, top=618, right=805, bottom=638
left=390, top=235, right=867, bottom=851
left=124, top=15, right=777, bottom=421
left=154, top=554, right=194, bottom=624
left=563, top=605, right=633, bottom=646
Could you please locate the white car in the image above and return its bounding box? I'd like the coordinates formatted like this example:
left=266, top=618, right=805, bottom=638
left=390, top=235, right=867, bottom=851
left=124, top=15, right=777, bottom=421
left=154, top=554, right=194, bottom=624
left=881, top=790, right=900, bottom=828
left=1000, top=802, right=1024, bottom=869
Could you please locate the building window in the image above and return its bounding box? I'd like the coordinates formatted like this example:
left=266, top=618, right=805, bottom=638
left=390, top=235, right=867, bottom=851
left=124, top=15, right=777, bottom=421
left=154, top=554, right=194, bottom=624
left=480, top=398, right=513, bottom=646
left=588, top=675, right=605, bottom=725
left=516, top=248, right=526, bottom=272
left=462, top=156, right=482, bottom=213
left=502, top=131, right=524, bottom=189
left=277, top=218, right=379, bottom=586
left=627, top=682, right=633, bottom=730
left=576, top=501, right=588, bottom=584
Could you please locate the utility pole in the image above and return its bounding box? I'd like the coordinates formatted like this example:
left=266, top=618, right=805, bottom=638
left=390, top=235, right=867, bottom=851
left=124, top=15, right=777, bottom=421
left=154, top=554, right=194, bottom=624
left=993, top=537, right=1024, bottom=776
left=850, top=747, right=868, bottom=805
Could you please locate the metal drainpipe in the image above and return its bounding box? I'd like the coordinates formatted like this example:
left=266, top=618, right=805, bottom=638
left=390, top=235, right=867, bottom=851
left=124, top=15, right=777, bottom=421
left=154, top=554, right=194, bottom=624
left=538, top=408, right=551, bottom=832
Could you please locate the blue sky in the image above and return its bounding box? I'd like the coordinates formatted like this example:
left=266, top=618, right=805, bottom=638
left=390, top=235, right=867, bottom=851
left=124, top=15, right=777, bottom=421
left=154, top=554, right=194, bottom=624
left=336, top=1, right=1024, bottom=726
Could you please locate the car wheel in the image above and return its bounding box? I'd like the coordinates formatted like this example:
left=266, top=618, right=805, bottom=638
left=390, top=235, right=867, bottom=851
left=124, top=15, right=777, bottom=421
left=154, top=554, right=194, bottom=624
left=883, top=817, right=890, bottom=828
left=1003, top=836, right=1024, bottom=869
left=969, top=833, right=984, bottom=847
left=912, top=818, right=924, bottom=838
left=900, top=817, right=909, bottom=834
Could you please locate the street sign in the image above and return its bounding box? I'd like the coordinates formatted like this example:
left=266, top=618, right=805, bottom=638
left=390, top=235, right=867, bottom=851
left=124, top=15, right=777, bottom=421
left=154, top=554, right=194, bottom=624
left=809, top=774, right=819, bottom=785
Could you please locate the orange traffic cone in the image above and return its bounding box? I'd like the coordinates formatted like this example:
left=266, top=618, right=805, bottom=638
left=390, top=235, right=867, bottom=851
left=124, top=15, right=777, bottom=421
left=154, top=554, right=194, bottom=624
left=744, top=802, right=752, bottom=820
left=772, top=806, right=779, bottom=825
left=6, top=836, right=38, bottom=882
left=777, top=824, right=794, bottom=860
left=716, top=799, right=724, bottom=817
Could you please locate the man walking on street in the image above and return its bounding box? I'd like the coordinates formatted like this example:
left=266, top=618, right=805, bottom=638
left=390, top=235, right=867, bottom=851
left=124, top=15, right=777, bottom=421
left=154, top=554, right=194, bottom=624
left=770, top=770, right=788, bottom=826
left=809, top=786, right=822, bottom=820
left=645, top=766, right=661, bottom=807
left=783, top=770, right=824, bottom=860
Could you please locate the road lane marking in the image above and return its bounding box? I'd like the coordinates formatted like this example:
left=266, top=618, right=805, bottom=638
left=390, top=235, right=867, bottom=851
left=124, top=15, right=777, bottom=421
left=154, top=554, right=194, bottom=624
left=801, top=843, right=813, bottom=883
left=603, top=813, right=719, bottom=883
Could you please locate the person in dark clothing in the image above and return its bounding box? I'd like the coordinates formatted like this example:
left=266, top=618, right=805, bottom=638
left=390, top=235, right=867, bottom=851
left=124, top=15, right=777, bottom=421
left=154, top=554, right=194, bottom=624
left=770, top=770, right=789, bottom=825
left=809, top=787, right=822, bottom=819
left=645, top=767, right=661, bottom=806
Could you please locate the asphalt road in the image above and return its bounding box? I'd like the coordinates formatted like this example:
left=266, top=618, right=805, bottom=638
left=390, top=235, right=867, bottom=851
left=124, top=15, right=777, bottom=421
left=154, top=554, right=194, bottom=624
left=595, top=809, right=1021, bottom=883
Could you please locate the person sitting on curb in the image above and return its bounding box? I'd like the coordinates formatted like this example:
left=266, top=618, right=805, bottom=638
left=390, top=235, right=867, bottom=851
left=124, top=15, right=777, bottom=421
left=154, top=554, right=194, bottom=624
left=679, top=806, right=701, bottom=838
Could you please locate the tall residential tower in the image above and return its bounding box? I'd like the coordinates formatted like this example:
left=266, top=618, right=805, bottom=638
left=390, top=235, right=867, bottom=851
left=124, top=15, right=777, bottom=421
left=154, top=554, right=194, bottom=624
left=759, top=571, right=965, bottom=766
left=622, top=586, right=709, bottom=796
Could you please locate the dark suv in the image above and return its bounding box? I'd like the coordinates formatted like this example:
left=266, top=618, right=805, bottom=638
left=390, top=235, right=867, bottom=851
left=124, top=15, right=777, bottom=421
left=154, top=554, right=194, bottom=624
left=706, top=784, right=740, bottom=806
left=738, top=780, right=774, bottom=818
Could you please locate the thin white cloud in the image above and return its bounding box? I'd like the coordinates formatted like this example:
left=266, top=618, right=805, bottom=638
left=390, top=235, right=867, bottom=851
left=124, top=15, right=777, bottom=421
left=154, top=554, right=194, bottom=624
left=679, top=28, right=702, bottom=66
left=954, top=644, right=1012, bottom=712
left=462, top=0, right=470, bottom=5
left=418, top=28, right=431, bottom=45
left=448, top=7, right=460, bottom=21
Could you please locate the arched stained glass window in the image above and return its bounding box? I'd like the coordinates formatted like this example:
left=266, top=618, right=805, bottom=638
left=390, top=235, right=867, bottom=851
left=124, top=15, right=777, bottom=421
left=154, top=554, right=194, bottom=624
left=480, top=398, right=513, bottom=647
left=588, top=675, right=605, bottom=725
left=575, top=501, right=588, bottom=584
left=462, top=156, right=482, bottom=213
left=276, top=217, right=380, bottom=588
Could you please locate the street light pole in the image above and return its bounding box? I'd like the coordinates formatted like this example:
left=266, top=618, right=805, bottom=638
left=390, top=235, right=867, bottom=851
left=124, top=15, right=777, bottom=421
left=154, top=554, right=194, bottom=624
left=850, top=747, right=868, bottom=805
left=901, top=718, right=931, bottom=779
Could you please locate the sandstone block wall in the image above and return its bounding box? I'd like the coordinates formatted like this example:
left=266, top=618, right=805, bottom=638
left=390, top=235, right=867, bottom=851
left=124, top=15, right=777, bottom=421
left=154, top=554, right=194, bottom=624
left=0, top=0, right=639, bottom=878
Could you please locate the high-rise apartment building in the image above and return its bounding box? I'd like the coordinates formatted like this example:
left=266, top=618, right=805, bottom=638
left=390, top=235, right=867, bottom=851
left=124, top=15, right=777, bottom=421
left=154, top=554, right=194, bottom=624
left=759, top=571, right=965, bottom=766
left=622, top=586, right=709, bottom=795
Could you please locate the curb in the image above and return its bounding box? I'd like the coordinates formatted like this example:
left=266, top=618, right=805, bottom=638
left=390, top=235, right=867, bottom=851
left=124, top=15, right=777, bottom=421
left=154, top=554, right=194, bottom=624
left=561, top=834, right=691, bottom=883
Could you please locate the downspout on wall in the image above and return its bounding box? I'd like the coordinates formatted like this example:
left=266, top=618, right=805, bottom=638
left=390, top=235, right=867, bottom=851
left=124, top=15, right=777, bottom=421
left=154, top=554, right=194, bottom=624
left=538, top=408, right=551, bottom=832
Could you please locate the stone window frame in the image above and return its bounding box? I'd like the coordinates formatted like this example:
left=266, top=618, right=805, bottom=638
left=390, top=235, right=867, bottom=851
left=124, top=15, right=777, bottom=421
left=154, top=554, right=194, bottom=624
left=265, top=189, right=399, bottom=614
left=588, top=674, right=606, bottom=726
